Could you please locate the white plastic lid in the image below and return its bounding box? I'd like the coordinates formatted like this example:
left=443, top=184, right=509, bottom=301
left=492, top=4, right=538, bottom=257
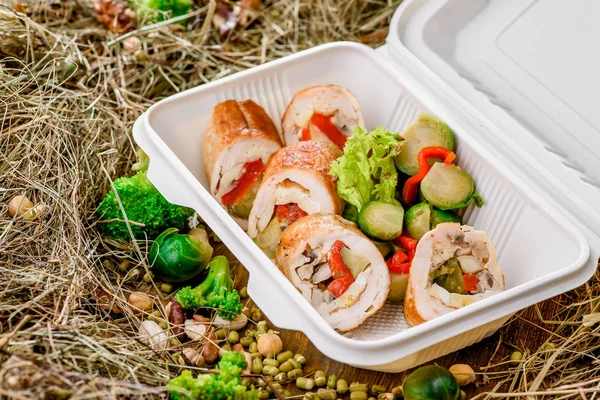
left=385, top=0, right=600, bottom=247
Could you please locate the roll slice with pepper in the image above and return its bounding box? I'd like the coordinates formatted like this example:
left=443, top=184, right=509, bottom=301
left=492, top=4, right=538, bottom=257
left=247, top=141, right=343, bottom=257
left=281, top=85, right=365, bottom=151
left=404, top=223, right=505, bottom=326
left=276, top=214, right=390, bottom=331
left=204, top=100, right=283, bottom=229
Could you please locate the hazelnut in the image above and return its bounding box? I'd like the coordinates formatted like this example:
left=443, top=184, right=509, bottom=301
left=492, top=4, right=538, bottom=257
left=128, top=292, right=153, bottom=311
left=449, top=364, right=476, bottom=386
left=8, top=195, right=34, bottom=217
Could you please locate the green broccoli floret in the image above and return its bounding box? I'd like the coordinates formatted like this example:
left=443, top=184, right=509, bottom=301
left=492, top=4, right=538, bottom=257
left=135, top=0, right=192, bottom=24
left=169, top=352, right=259, bottom=400
left=175, top=256, right=242, bottom=320
left=97, top=171, right=194, bottom=241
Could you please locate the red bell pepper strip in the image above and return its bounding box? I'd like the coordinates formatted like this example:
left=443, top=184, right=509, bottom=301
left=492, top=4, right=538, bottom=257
left=326, top=240, right=355, bottom=297
left=301, top=127, right=312, bottom=141
left=221, top=159, right=265, bottom=207
left=395, top=234, right=418, bottom=261
left=401, top=146, right=456, bottom=205
left=463, top=273, right=479, bottom=292
left=275, top=203, right=308, bottom=225
left=386, top=250, right=411, bottom=274
left=299, top=114, right=348, bottom=150
left=328, top=276, right=355, bottom=298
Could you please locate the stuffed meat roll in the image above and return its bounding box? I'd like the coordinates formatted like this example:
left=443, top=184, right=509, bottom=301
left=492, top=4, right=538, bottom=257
left=282, top=85, right=364, bottom=151
left=276, top=214, right=390, bottom=331
left=404, top=223, right=505, bottom=326
left=247, top=141, right=343, bottom=256
left=203, top=100, right=282, bottom=229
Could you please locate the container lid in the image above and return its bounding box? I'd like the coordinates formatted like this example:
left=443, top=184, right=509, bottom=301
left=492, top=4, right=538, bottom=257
left=384, top=0, right=600, bottom=248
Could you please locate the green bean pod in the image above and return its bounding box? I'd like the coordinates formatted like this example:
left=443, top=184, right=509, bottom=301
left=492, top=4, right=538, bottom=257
left=350, top=392, right=368, bottom=400
left=371, top=385, right=386, bottom=395
left=337, top=379, right=349, bottom=394
left=315, top=370, right=327, bottom=387
left=327, top=375, right=338, bottom=389
left=280, top=360, right=294, bottom=373
left=317, top=388, right=337, bottom=400
left=252, top=358, right=263, bottom=374
left=263, top=358, right=279, bottom=367
left=350, top=382, right=369, bottom=393
left=288, top=368, right=304, bottom=381
left=294, top=354, right=307, bottom=365
left=296, top=377, right=315, bottom=391
left=276, top=350, right=293, bottom=363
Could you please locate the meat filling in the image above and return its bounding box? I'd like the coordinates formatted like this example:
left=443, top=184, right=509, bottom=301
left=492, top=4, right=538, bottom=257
left=295, top=241, right=372, bottom=306
left=428, top=231, right=499, bottom=296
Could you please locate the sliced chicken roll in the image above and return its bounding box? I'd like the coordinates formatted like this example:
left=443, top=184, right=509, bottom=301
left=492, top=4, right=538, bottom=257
left=203, top=100, right=282, bottom=229
left=404, top=223, right=505, bottom=326
left=247, top=141, right=343, bottom=257
left=282, top=85, right=364, bottom=151
left=276, top=214, right=390, bottom=331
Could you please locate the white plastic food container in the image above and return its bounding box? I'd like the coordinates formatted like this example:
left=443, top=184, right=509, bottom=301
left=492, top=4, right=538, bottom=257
left=133, top=0, right=600, bottom=372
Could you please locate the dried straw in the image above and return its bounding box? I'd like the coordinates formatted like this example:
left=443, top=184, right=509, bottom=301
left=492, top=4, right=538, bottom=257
left=0, top=0, right=598, bottom=399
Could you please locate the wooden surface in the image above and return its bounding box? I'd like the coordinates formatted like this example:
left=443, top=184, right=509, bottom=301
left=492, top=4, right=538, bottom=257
left=228, top=254, right=564, bottom=399
left=275, top=297, right=561, bottom=398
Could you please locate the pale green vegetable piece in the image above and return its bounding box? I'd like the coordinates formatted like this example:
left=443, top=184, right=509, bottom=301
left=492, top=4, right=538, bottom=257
left=341, top=247, right=371, bottom=278
left=388, top=272, right=409, bottom=303
left=253, top=217, right=282, bottom=258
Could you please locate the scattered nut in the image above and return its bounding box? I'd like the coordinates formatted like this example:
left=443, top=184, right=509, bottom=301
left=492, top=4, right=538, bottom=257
left=182, top=348, right=206, bottom=367
left=138, top=320, right=167, bottom=350
left=189, top=227, right=209, bottom=243
left=128, top=292, right=153, bottom=311
left=95, top=288, right=122, bottom=314
left=213, top=313, right=248, bottom=331
left=257, top=333, right=282, bottom=358
left=185, top=319, right=207, bottom=341
left=233, top=343, right=252, bottom=374
left=8, top=195, right=34, bottom=217
left=169, top=298, right=185, bottom=339
left=192, top=314, right=211, bottom=323
left=122, top=36, right=141, bottom=51
left=449, top=364, right=476, bottom=386
left=202, top=329, right=219, bottom=363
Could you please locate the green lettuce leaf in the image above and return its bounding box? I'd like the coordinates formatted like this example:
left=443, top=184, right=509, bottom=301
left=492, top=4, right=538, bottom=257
left=330, top=126, right=401, bottom=211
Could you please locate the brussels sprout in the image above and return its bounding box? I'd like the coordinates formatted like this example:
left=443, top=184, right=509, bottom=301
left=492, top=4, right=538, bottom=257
left=431, top=257, right=465, bottom=294
left=358, top=201, right=404, bottom=241
left=254, top=217, right=282, bottom=258
left=149, top=228, right=213, bottom=283
left=394, top=114, right=455, bottom=176
left=404, top=202, right=432, bottom=240
left=431, top=208, right=461, bottom=228
left=388, top=272, right=409, bottom=303
left=405, top=202, right=461, bottom=240
left=403, top=365, right=460, bottom=400
left=230, top=180, right=260, bottom=220
left=420, top=163, right=474, bottom=210
left=342, top=204, right=359, bottom=223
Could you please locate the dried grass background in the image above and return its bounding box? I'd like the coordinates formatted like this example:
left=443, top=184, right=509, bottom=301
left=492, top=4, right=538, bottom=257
left=0, top=0, right=599, bottom=399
